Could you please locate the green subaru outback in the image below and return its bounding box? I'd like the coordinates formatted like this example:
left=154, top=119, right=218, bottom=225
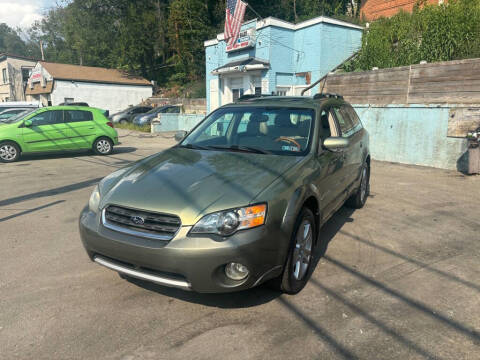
left=79, top=94, right=370, bottom=294
left=0, top=106, right=119, bottom=162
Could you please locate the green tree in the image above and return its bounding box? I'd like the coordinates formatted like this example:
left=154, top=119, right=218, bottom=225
left=0, top=24, right=30, bottom=56
left=167, top=0, right=214, bottom=84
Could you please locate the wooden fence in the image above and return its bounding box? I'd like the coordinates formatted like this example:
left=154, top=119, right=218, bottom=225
left=322, top=58, right=480, bottom=105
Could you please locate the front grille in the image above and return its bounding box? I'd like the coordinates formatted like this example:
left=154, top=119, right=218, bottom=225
left=102, top=205, right=181, bottom=241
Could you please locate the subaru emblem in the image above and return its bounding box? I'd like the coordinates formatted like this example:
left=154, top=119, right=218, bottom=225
left=131, top=216, right=145, bottom=225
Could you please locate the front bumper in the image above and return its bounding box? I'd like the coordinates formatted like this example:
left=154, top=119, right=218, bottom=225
left=79, top=207, right=288, bottom=293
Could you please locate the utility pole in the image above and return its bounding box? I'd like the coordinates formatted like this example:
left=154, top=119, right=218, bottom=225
left=293, top=0, right=298, bottom=22
left=39, top=41, right=45, bottom=61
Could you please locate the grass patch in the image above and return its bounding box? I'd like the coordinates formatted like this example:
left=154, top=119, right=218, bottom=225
left=114, top=123, right=151, bottom=133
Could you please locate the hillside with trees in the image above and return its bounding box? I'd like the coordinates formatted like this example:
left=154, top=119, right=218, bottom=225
left=0, top=0, right=357, bottom=96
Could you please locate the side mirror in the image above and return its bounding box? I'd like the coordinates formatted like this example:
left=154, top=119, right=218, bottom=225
left=216, top=122, right=224, bottom=133
left=24, top=120, right=33, bottom=127
left=323, top=137, right=349, bottom=151
left=175, top=130, right=187, bottom=142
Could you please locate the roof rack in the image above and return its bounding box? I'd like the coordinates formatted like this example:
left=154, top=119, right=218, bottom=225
left=237, top=94, right=275, bottom=101
left=313, top=93, right=344, bottom=100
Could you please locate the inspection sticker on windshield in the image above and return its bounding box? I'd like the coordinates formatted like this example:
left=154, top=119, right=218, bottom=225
left=282, top=145, right=300, bottom=152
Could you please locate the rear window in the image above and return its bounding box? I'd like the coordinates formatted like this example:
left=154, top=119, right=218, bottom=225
left=64, top=110, right=93, bottom=123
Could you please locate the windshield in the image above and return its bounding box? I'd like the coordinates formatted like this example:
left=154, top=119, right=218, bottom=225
left=2, top=109, right=36, bottom=124
left=146, top=106, right=167, bottom=115
left=181, top=106, right=315, bottom=156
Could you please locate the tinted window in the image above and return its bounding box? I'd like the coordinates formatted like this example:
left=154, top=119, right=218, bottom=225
left=344, top=105, right=363, bottom=134
left=64, top=110, right=93, bottom=123
left=130, top=108, right=144, bottom=114
left=166, top=106, right=180, bottom=114
left=333, top=106, right=354, bottom=138
left=29, top=110, right=64, bottom=126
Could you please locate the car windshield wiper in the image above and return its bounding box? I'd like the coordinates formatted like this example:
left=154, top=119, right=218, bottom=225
left=179, top=144, right=211, bottom=150
left=208, top=145, right=271, bottom=154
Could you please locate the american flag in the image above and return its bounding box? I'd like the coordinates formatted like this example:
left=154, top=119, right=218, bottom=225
left=225, top=0, right=248, bottom=48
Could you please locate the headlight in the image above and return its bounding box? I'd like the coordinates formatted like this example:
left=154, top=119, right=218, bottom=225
left=190, top=203, right=267, bottom=236
left=88, top=185, right=101, bottom=212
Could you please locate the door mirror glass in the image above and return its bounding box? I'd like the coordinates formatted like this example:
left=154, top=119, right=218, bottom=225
left=24, top=119, right=32, bottom=127
left=323, top=137, right=349, bottom=151
left=175, top=130, right=187, bottom=142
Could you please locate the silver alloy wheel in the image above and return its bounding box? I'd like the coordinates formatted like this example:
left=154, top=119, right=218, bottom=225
left=360, top=166, right=368, bottom=203
left=96, top=139, right=111, bottom=154
left=0, top=144, right=17, bottom=161
left=292, top=220, right=313, bottom=281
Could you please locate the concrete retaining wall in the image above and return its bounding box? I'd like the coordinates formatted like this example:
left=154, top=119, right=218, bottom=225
left=354, top=104, right=470, bottom=171
left=151, top=113, right=206, bottom=133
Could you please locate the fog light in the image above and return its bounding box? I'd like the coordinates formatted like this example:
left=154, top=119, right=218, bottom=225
left=225, top=262, right=249, bottom=281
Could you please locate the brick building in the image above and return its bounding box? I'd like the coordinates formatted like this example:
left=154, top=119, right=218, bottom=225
left=360, top=0, right=445, bottom=21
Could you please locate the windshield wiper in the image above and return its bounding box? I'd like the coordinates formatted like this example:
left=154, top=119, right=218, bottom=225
left=179, top=144, right=210, bottom=150
left=208, top=145, right=271, bottom=154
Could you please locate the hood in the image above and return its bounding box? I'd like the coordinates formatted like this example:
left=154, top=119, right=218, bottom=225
left=100, top=147, right=302, bottom=225
left=135, top=113, right=155, bottom=121
left=134, top=114, right=150, bottom=122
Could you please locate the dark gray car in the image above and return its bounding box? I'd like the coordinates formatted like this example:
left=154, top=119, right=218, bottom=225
left=133, top=105, right=181, bottom=126
left=110, top=105, right=153, bottom=124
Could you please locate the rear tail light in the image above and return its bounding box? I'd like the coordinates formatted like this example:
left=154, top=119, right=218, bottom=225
left=106, top=122, right=114, bottom=128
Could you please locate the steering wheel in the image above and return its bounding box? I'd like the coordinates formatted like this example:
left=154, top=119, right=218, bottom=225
left=275, top=137, right=301, bottom=151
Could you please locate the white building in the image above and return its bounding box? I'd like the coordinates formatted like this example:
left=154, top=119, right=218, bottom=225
left=0, top=53, right=38, bottom=102
left=26, top=61, right=153, bottom=113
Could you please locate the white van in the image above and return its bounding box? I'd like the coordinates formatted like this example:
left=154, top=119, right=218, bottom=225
left=0, top=101, right=41, bottom=111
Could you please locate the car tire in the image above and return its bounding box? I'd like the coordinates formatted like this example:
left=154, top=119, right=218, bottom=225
left=93, top=137, right=113, bottom=156
left=119, top=119, right=128, bottom=125
left=0, top=141, right=21, bottom=163
left=346, top=161, right=370, bottom=209
left=270, top=207, right=317, bottom=294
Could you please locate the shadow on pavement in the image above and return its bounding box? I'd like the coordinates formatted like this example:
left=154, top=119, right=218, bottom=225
left=0, top=178, right=102, bottom=207
left=18, top=146, right=137, bottom=162
left=0, top=200, right=65, bottom=222
left=125, top=276, right=282, bottom=309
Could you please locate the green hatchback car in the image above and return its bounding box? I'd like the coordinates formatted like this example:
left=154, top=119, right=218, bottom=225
left=0, top=106, right=119, bottom=163
left=79, top=94, right=370, bottom=294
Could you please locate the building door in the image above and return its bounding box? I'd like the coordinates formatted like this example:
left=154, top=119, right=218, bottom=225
left=230, top=77, right=244, bottom=101
left=209, top=78, right=219, bottom=112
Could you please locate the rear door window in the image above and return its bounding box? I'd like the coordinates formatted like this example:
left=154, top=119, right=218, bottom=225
left=64, top=110, right=93, bottom=123
left=333, top=106, right=354, bottom=138
left=344, top=105, right=363, bottom=134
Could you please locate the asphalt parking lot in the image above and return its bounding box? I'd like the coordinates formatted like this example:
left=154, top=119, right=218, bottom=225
left=1, top=128, right=479, bottom=360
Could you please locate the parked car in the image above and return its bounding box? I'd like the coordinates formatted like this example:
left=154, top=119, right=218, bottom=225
left=0, top=101, right=40, bottom=112
left=110, top=105, right=153, bottom=124
left=79, top=94, right=370, bottom=294
left=58, top=102, right=90, bottom=107
left=0, top=108, right=31, bottom=121
left=0, top=106, right=118, bottom=163
left=133, top=105, right=181, bottom=126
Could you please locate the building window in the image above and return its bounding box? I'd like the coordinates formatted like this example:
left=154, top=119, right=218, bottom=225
left=64, top=97, right=74, bottom=104
left=2, top=68, right=7, bottom=84
left=276, top=86, right=292, bottom=96
left=255, top=87, right=262, bottom=95
left=21, top=68, right=31, bottom=82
